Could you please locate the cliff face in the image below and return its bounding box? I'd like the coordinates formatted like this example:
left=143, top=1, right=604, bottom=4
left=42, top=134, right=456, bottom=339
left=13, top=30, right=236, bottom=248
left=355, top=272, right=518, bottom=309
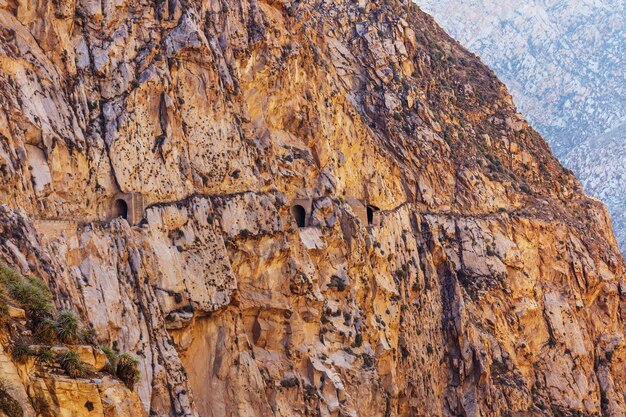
left=0, top=1, right=625, bottom=416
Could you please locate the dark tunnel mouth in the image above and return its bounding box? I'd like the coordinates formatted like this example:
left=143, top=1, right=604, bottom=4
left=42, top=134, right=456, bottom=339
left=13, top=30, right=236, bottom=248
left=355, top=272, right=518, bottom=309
left=367, top=205, right=380, bottom=225
left=291, top=205, right=306, bottom=228
left=112, top=199, right=129, bottom=220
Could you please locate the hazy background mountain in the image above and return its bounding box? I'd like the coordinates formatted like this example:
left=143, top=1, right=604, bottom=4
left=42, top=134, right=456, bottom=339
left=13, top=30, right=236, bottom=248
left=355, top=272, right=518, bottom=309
left=417, top=0, right=626, bottom=250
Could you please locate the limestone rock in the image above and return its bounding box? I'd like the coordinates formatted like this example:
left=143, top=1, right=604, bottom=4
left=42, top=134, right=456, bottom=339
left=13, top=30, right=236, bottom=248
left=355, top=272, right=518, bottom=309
left=0, top=1, right=624, bottom=416
left=6, top=306, right=25, bottom=319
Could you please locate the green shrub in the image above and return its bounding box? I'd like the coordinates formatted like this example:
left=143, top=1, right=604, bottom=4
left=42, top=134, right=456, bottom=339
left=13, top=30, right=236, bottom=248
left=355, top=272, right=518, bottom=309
left=0, top=302, right=8, bottom=322
left=35, top=318, right=58, bottom=344
left=80, top=326, right=98, bottom=346
left=58, top=350, right=87, bottom=378
left=11, top=341, right=34, bottom=363
left=11, top=277, right=53, bottom=320
left=55, top=310, right=80, bottom=344
left=36, top=350, right=55, bottom=366
left=100, top=346, right=118, bottom=374
left=0, top=264, right=55, bottom=330
left=0, top=263, right=22, bottom=287
left=100, top=346, right=116, bottom=361
left=116, top=353, right=140, bottom=389
left=0, top=379, right=22, bottom=417
left=101, top=346, right=141, bottom=390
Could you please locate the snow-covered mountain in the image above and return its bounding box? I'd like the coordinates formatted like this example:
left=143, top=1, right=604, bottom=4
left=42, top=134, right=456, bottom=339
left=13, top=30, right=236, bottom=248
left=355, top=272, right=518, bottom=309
left=418, top=0, right=626, bottom=250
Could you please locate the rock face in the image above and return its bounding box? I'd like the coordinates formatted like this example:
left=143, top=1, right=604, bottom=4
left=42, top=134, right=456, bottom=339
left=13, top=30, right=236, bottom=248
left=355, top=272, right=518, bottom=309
left=0, top=342, right=145, bottom=417
left=0, top=0, right=625, bottom=416
left=416, top=0, right=626, bottom=252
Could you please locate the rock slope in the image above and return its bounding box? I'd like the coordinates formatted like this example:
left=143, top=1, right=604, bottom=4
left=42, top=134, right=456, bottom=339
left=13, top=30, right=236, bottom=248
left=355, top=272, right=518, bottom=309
left=416, top=0, right=626, bottom=251
left=416, top=0, right=626, bottom=157
left=0, top=0, right=625, bottom=416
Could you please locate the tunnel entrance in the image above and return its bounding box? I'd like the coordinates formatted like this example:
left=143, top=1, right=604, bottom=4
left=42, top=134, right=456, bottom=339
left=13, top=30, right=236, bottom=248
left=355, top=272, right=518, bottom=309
left=367, top=205, right=380, bottom=226
left=291, top=205, right=307, bottom=228
left=109, top=193, right=147, bottom=224
left=112, top=199, right=129, bottom=221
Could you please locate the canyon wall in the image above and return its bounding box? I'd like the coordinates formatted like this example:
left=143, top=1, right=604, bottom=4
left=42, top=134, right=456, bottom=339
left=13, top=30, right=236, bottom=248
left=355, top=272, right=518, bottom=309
left=0, top=0, right=625, bottom=416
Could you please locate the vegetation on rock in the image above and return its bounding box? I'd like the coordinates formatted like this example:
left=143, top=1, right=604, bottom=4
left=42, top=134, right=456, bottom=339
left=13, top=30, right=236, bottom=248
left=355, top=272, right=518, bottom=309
left=0, top=262, right=140, bottom=389
left=116, top=353, right=141, bottom=390
left=55, top=310, right=80, bottom=344
left=57, top=350, right=87, bottom=378
left=0, top=379, right=22, bottom=417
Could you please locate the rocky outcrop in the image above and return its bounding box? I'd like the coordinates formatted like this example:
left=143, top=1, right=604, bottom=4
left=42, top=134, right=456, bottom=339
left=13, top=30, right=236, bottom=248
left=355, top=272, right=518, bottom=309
left=0, top=0, right=625, bottom=416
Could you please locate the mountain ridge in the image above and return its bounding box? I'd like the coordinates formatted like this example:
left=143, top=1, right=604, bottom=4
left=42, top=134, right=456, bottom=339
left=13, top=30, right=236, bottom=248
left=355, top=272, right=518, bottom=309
left=418, top=0, right=626, bottom=251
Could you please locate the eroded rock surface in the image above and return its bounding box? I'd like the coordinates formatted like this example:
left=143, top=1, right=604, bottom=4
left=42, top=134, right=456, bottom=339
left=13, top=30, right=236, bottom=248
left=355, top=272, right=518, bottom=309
left=0, top=0, right=625, bottom=416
